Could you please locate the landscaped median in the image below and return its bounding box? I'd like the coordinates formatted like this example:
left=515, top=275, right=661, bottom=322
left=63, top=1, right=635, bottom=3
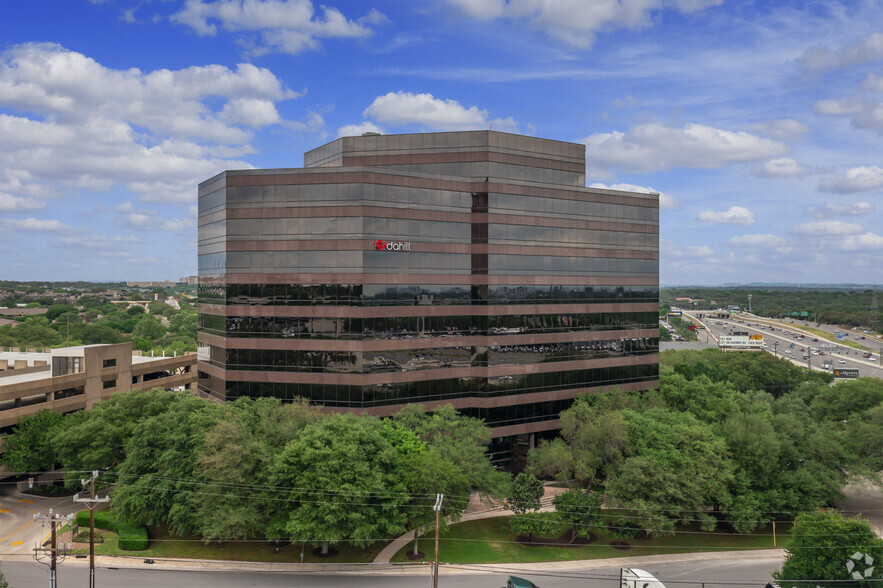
left=391, top=516, right=791, bottom=564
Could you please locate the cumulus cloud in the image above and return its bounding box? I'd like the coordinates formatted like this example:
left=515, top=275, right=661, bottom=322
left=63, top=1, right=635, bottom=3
left=751, top=157, right=810, bottom=178
left=0, top=43, right=306, bottom=209
left=445, top=0, right=722, bottom=49
left=814, top=80, right=883, bottom=134
left=791, top=220, right=865, bottom=236
left=0, top=193, right=44, bottom=212
left=362, top=91, right=518, bottom=132
left=728, top=233, right=787, bottom=247
left=582, top=123, right=788, bottom=173
left=806, top=202, right=874, bottom=217
left=838, top=232, right=883, bottom=251
left=697, top=206, right=755, bottom=225
left=818, top=166, right=883, bottom=193
left=751, top=118, right=810, bottom=140
left=337, top=121, right=384, bottom=138
left=171, top=0, right=380, bottom=55
left=115, top=205, right=196, bottom=232
left=3, top=218, right=71, bottom=231
left=589, top=182, right=676, bottom=209
left=797, top=32, right=883, bottom=74
left=666, top=242, right=715, bottom=259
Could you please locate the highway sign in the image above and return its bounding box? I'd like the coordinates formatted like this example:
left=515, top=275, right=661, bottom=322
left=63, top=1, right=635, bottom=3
left=833, top=368, right=859, bottom=379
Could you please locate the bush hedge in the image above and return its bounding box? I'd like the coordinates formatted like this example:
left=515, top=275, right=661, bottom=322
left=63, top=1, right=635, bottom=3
left=117, top=523, right=149, bottom=551
left=75, top=509, right=148, bottom=551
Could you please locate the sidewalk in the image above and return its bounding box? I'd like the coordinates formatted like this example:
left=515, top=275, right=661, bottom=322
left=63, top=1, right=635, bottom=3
left=373, top=484, right=566, bottom=564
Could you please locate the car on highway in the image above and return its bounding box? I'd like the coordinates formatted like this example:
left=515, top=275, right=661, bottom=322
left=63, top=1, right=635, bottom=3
left=838, top=359, right=846, bottom=364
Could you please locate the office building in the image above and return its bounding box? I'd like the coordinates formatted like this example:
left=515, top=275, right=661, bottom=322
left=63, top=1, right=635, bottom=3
left=197, top=131, right=659, bottom=463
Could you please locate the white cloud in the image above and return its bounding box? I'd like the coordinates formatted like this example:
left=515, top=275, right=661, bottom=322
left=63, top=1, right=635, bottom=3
left=362, top=91, right=518, bottom=132
left=0, top=193, right=44, bottom=212
left=337, top=122, right=384, bottom=138
left=220, top=98, right=281, bottom=127
left=807, top=202, right=874, bottom=217
left=697, top=206, right=755, bottom=225
left=839, top=232, right=883, bottom=251
left=666, top=242, right=715, bottom=259
left=751, top=157, right=810, bottom=178
left=814, top=97, right=864, bottom=116
left=113, top=202, right=197, bottom=232
left=589, top=182, right=676, bottom=209
left=751, top=118, right=810, bottom=140
left=791, top=220, right=865, bottom=236
left=445, top=0, right=722, bottom=49
left=582, top=123, right=788, bottom=173
left=728, top=233, right=787, bottom=247
left=0, top=43, right=297, bottom=207
left=3, top=218, right=71, bottom=231
left=818, top=166, right=883, bottom=193
left=171, top=0, right=379, bottom=55
left=798, top=32, right=883, bottom=74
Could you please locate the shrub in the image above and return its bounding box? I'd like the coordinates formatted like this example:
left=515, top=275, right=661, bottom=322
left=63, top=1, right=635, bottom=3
left=117, top=522, right=149, bottom=551
left=76, top=509, right=117, bottom=532
left=75, top=509, right=148, bottom=550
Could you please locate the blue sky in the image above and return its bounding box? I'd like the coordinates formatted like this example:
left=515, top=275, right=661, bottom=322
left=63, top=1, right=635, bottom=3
left=1, top=0, right=881, bottom=285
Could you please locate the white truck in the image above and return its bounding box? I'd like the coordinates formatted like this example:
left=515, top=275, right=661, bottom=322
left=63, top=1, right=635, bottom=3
left=621, top=568, right=667, bottom=588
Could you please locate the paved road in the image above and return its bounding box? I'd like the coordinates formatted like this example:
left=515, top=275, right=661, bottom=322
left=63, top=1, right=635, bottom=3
left=690, top=314, right=883, bottom=379
left=0, top=492, right=76, bottom=556
left=0, top=553, right=784, bottom=588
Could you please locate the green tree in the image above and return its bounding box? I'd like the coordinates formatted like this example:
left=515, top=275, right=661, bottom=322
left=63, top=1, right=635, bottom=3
left=506, top=472, right=544, bottom=515
left=527, top=397, right=629, bottom=488
left=111, top=395, right=227, bottom=536
left=192, top=397, right=322, bottom=542
left=0, top=561, right=9, bottom=588
left=774, top=511, right=883, bottom=587
left=508, top=511, right=564, bottom=543
left=391, top=404, right=509, bottom=498
left=1, top=409, right=65, bottom=472
left=553, top=489, right=605, bottom=542
left=132, top=314, right=164, bottom=344
left=270, top=413, right=410, bottom=554
left=53, top=388, right=193, bottom=487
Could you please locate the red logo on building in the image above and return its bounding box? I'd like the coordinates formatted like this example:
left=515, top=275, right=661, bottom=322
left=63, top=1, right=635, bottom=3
left=375, top=240, right=385, bottom=250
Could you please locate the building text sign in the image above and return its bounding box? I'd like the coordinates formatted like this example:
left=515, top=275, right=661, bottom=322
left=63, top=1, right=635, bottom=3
left=374, top=240, right=411, bottom=251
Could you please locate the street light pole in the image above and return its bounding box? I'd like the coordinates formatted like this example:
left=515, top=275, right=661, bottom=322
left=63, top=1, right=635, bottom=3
left=774, top=341, right=778, bottom=357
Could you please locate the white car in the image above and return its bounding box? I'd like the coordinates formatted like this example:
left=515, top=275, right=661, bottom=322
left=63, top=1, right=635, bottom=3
left=838, top=359, right=846, bottom=364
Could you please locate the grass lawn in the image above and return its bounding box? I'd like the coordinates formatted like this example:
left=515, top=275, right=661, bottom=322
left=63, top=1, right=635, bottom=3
left=391, top=516, right=791, bottom=564
left=70, top=527, right=389, bottom=563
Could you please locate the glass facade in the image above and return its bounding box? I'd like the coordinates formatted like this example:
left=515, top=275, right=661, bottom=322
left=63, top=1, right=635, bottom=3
left=197, top=130, right=659, bottom=456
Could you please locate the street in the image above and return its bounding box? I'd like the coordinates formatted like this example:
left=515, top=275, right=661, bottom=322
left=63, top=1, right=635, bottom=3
left=0, top=553, right=784, bottom=588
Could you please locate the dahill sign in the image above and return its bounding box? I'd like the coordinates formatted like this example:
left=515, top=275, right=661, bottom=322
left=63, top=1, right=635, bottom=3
left=374, top=239, right=411, bottom=251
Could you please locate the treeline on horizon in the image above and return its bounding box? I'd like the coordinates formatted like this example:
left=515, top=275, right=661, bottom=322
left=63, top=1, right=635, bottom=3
left=0, top=283, right=196, bottom=354
left=662, top=287, right=882, bottom=331
left=2, top=349, right=880, bottom=549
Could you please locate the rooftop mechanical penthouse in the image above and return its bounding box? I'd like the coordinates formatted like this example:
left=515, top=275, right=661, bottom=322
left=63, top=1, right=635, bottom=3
left=197, top=130, right=659, bottom=465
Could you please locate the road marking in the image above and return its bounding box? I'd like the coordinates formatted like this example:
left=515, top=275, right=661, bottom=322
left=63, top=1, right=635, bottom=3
left=11, top=540, right=22, bottom=547
left=18, top=498, right=34, bottom=504
left=0, top=508, right=9, bottom=513
left=0, top=519, right=32, bottom=543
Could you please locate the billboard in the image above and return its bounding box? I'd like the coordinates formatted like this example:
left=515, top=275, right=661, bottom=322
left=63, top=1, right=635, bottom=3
left=833, top=368, right=859, bottom=379
left=719, top=335, right=764, bottom=350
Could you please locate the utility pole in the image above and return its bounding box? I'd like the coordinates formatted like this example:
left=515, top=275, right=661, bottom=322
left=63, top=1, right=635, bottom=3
left=33, top=509, right=73, bottom=588
left=73, top=471, right=110, bottom=588
left=431, top=493, right=444, bottom=588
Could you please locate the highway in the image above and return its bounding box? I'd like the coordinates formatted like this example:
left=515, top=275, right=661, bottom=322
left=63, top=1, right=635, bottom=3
left=685, top=312, right=883, bottom=380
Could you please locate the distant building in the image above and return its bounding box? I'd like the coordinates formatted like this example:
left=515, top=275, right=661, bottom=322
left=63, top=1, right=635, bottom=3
left=0, top=343, right=197, bottom=435
left=197, top=130, right=659, bottom=465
